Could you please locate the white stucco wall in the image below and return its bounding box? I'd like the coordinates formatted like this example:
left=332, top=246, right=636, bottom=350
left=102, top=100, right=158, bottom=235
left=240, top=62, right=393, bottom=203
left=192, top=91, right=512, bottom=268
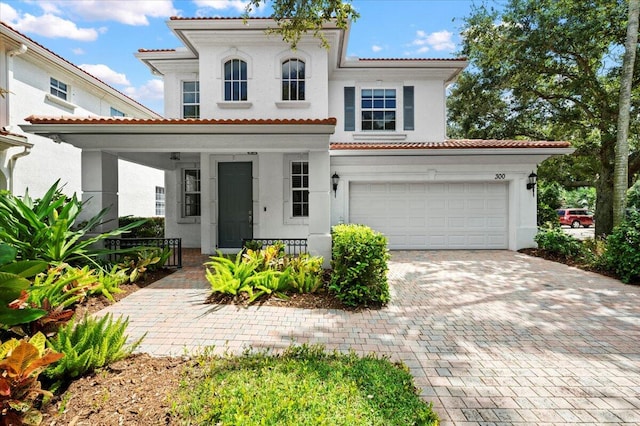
left=3, top=46, right=164, bottom=216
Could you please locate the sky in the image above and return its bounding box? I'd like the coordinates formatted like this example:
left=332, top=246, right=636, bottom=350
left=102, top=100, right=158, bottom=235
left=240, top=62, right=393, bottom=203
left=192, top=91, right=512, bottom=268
left=0, top=0, right=502, bottom=114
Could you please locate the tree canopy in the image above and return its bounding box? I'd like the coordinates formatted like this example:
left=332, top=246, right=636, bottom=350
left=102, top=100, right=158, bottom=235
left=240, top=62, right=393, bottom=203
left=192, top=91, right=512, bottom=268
left=245, top=0, right=359, bottom=48
left=448, top=0, right=640, bottom=235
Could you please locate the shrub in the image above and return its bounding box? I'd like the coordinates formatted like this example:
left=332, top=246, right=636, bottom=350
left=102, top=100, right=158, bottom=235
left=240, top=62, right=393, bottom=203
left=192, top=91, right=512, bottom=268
left=0, top=333, right=63, bottom=425
left=117, top=246, right=171, bottom=283
left=603, top=211, right=640, bottom=283
left=329, top=224, right=390, bottom=307
left=118, top=216, right=164, bottom=238
left=534, top=225, right=584, bottom=259
left=44, top=314, right=143, bottom=386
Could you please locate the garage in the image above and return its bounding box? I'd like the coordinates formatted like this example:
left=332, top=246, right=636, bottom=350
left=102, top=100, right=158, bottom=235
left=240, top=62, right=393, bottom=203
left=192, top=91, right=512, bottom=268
left=349, top=181, right=508, bottom=249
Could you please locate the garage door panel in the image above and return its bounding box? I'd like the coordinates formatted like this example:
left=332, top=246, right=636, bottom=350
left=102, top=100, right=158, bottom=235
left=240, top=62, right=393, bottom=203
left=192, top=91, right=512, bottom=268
left=349, top=181, right=508, bottom=249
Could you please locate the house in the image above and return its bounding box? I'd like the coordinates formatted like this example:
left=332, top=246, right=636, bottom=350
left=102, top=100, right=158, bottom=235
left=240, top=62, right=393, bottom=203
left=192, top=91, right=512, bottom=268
left=21, top=18, right=573, bottom=264
left=0, top=22, right=165, bottom=217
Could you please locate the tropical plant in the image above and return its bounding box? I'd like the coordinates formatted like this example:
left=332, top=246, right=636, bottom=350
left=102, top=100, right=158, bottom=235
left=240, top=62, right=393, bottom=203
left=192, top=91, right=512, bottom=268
left=118, top=216, right=164, bottom=238
left=0, top=181, right=145, bottom=265
left=89, top=266, right=128, bottom=302
left=44, top=314, right=143, bottom=387
left=118, top=246, right=170, bottom=283
left=286, top=254, right=324, bottom=293
left=27, top=264, right=99, bottom=310
left=0, top=244, right=48, bottom=329
left=330, top=224, right=390, bottom=307
left=0, top=333, right=64, bottom=425
left=205, top=252, right=261, bottom=298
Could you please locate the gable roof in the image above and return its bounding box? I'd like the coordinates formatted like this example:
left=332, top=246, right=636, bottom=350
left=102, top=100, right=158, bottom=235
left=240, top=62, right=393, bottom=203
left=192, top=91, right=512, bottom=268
left=0, top=21, right=160, bottom=118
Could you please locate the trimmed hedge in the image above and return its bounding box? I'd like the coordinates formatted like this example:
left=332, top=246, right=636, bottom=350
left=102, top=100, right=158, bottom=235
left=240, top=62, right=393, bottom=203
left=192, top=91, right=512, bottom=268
left=118, top=216, right=164, bottom=238
left=329, top=224, right=390, bottom=307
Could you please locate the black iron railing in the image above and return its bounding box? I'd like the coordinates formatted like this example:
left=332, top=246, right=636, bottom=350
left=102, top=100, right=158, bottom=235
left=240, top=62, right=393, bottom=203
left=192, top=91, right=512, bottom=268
left=104, top=238, right=182, bottom=268
left=242, top=238, right=308, bottom=256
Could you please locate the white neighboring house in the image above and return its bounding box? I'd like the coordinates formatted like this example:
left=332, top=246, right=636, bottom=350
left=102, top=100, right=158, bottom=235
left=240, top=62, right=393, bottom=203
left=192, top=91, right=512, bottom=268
left=22, top=18, right=573, bottom=264
left=0, top=21, right=164, bottom=217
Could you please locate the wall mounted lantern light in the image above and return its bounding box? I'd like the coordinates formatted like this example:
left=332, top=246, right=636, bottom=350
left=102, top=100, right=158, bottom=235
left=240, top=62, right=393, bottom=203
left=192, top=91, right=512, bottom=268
left=332, top=172, right=340, bottom=197
left=526, top=171, right=538, bottom=197
left=170, top=152, right=181, bottom=161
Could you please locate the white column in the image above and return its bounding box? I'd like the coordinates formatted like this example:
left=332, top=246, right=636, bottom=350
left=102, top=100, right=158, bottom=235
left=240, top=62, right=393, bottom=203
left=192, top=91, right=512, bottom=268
left=79, top=150, right=119, bottom=233
left=307, top=150, right=332, bottom=267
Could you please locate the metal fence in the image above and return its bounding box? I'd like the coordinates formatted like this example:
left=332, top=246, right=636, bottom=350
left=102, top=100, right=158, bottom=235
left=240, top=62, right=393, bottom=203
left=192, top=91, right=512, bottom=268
left=104, top=237, right=182, bottom=268
left=241, top=238, right=308, bottom=256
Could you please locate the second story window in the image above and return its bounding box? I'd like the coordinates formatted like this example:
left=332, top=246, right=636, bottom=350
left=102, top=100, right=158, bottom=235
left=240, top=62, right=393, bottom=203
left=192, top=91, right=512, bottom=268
left=282, top=59, right=305, bottom=101
left=50, top=77, right=68, bottom=101
left=182, top=81, right=200, bottom=118
left=224, top=59, right=247, bottom=101
left=110, top=107, right=125, bottom=117
left=361, top=89, right=396, bottom=131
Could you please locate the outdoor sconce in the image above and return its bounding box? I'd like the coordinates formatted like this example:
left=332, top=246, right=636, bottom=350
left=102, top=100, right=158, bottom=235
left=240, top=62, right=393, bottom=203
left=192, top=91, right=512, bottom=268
left=332, top=172, right=340, bottom=198
left=526, top=171, right=538, bottom=197
left=170, top=152, right=181, bottom=161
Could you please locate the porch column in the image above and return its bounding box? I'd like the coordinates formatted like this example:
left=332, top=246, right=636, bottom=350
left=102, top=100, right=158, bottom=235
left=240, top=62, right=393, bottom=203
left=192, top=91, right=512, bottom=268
left=307, top=150, right=332, bottom=267
left=79, top=150, right=119, bottom=233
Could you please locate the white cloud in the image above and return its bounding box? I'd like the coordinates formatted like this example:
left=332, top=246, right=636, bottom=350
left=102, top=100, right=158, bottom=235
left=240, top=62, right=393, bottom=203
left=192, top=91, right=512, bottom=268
left=72, top=48, right=86, bottom=55
left=124, top=79, right=165, bottom=102
left=194, top=0, right=249, bottom=12
left=371, top=45, right=383, bottom=53
left=36, top=1, right=178, bottom=26
left=0, top=2, right=19, bottom=22
left=411, top=30, right=455, bottom=53
left=10, top=12, right=100, bottom=41
left=79, top=64, right=130, bottom=86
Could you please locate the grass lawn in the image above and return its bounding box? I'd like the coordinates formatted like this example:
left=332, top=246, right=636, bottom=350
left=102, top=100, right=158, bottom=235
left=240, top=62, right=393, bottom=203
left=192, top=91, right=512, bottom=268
left=170, top=344, right=438, bottom=425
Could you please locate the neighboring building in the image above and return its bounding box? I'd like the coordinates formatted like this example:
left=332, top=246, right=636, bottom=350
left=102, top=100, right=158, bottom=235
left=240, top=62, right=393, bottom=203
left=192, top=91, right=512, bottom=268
left=22, top=18, right=573, bottom=263
left=0, top=21, right=164, bottom=217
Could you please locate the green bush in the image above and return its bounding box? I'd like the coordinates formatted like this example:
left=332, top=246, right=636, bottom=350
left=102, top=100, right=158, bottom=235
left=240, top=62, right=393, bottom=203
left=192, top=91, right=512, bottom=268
left=329, top=224, right=390, bottom=307
left=118, top=216, right=164, bottom=238
left=534, top=225, right=584, bottom=259
left=603, top=211, right=640, bottom=283
left=44, top=314, right=143, bottom=386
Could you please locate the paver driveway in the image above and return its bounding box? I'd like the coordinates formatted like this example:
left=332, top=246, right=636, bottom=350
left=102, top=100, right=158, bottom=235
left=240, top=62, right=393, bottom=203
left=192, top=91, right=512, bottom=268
left=99, top=250, right=640, bottom=425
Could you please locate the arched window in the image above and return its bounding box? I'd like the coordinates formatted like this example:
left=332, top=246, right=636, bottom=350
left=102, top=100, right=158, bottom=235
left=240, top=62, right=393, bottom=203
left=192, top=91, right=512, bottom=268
left=282, top=59, right=305, bottom=101
left=224, top=59, right=247, bottom=101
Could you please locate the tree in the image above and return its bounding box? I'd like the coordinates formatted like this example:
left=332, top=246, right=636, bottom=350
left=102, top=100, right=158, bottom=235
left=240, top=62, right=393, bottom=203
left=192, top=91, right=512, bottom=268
left=245, top=0, right=359, bottom=48
left=614, top=0, right=639, bottom=226
left=449, top=0, right=640, bottom=236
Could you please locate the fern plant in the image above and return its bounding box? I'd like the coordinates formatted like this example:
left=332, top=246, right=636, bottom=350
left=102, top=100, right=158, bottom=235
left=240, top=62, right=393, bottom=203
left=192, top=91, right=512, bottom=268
left=89, top=265, right=128, bottom=302
left=44, top=314, right=144, bottom=386
left=205, top=252, right=261, bottom=297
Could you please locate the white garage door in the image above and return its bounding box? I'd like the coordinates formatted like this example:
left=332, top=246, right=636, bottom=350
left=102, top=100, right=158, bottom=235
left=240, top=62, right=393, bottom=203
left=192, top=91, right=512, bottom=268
left=349, top=182, right=508, bottom=249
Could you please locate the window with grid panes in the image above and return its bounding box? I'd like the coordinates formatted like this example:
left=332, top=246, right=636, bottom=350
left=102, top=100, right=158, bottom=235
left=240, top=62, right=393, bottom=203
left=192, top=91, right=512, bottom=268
left=224, top=59, right=247, bottom=101
left=282, top=59, right=305, bottom=101
left=155, top=186, right=165, bottom=216
left=291, top=161, right=309, bottom=217
left=50, top=77, right=68, bottom=101
left=183, top=169, right=201, bottom=217
left=361, top=89, right=396, bottom=131
left=182, top=81, right=200, bottom=118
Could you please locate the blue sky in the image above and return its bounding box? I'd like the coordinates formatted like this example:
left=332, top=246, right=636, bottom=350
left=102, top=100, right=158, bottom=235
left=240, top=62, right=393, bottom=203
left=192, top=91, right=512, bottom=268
left=1, top=0, right=499, bottom=114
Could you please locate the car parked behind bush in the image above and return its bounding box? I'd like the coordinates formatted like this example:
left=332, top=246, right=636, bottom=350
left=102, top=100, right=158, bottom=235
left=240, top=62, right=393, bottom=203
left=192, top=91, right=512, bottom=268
left=556, top=208, right=594, bottom=228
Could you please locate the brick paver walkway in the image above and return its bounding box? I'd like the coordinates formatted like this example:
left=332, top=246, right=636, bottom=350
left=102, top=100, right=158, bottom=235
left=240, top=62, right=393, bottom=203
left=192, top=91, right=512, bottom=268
left=99, top=250, right=640, bottom=425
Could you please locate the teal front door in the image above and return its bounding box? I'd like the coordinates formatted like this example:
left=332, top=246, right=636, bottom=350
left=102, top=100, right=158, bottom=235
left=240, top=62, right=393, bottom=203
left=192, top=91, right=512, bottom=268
left=218, top=162, right=253, bottom=248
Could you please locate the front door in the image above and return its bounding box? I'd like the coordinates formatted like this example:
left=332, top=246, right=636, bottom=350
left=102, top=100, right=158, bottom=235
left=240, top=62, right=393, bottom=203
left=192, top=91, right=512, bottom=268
left=218, top=162, right=253, bottom=248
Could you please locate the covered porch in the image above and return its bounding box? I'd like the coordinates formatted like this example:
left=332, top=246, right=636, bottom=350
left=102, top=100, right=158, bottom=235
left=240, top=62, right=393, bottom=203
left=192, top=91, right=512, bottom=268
left=21, top=117, right=337, bottom=265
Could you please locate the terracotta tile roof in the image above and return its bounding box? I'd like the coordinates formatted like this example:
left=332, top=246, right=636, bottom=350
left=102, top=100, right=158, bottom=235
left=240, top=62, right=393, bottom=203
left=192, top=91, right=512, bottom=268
left=24, top=116, right=337, bottom=126
left=170, top=16, right=272, bottom=21
left=330, top=140, right=572, bottom=150
left=0, top=21, right=159, bottom=118
left=358, top=57, right=468, bottom=62
left=137, top=48, right=177, bottom=53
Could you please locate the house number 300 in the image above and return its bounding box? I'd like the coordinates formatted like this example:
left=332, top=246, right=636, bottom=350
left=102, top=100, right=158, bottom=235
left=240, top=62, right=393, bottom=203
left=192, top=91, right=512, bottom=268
left=494, top=173, right=506, bottom=180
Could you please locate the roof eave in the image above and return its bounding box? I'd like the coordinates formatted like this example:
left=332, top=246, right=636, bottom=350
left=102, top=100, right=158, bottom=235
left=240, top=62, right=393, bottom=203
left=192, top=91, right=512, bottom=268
left=330, top=147, right=576, bottom=156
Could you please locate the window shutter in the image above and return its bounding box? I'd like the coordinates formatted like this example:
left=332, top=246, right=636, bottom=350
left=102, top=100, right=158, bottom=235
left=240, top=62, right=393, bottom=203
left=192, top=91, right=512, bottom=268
left=403, top=86, right=414, bottom=131
left=344, top=86, right=355, bottom=131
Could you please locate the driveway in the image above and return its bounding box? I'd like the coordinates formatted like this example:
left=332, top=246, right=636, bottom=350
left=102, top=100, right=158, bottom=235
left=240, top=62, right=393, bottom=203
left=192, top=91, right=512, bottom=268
left=99, top=250, right=640, bottom=425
